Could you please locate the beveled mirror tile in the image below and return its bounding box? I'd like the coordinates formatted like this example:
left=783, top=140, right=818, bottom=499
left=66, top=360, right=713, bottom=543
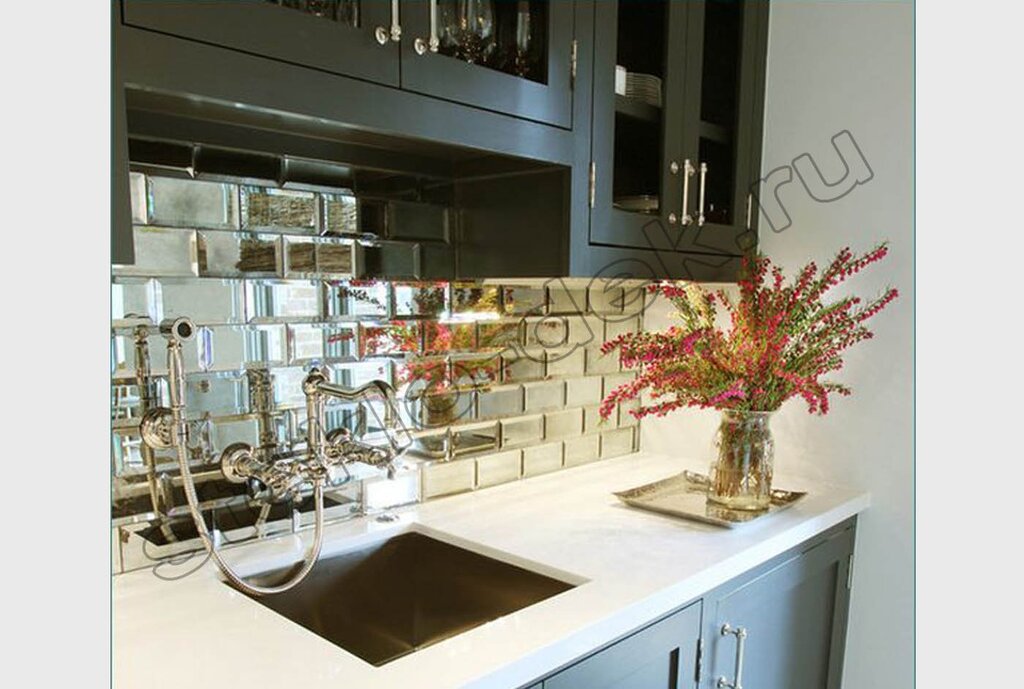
left=423, top=321, right=476, bottom=354
left=407, top=387, right=476, bottom=429
left=130, top=172, right=147, bottom=224
left=548, top=284, right=588, bottom=315
left=241, top=186, right=317, bottom=233
left=502, top=285, right=546, bottom=316
left=197, top=325, right=246, bottom=372
left=583, top=405, right=607, bottom=434
left=209, top=417, right=260, bottom=455
left=322, top=324, right=359, bottom=360
left=501, top=347, right=545, bottom=383
left=618, top=399, right=640, bottom=427
left=244, top=325, right=289, bottom=366
left=544, top=408, right=583, bottom=440
left=477, top=385, right=524, bottom=420
left=198, top=231, right=281, bottom=278
left=476, top=449, right=521, bottom=488
left=394, top=282, right=448, bottom=317
left=566, top=376, right=604, bottom=407
left=603, top=371, right=637, bottom=397
left=287, top=324, right=325, bottom=363
left=546, top=348, right=586, bottom=378
left=159, top=278, right=246, bottom=325
left=587, top=282, right=626, bottom=315
left=184, top=372, right=247, bottom=419
left=245, top=280, right=321, bottom=322
left=148, top=176, right=239, bottom=229
left=564, top=434, right=600, bottom=467
left=324, top=280, right=390, bottom=319
left=565, top=315, right=604, bottom=348
left=112, top=226, right=197, bottom=277
left=421, top=459, right=476, bottom=499
left=450, top=354, right=501, bottom=388
left=270, top=366, right=308, bottom=408
left=478, top=320, right=523, bottom=351
left=600, top=427, right=635, bottom=459
left=359, top=321, right=420, bottom=357
left=523, top=379, right=564, bottom=412
left=522, top=443, right=563, bottom=477
left=332, top=359, right=393, bottom=389
left=284, top=237, right=318, bottom=277
left=620, top=284, right=656, bottom=320
left=111, top=279, right=159, bottom=324
left=321, top=192, right=358, bottom=235
left=451, top=421, right=498, bottom=456
left=605, top=315, right=641, bottom=341
left=452, top=283, right=500, bottom=314
left=500, top=415, right=544, bottom=448
left=585, top=347, right=620, bottom=375
left=317, top=240, right=354, bottom=276
left=524, top=316, right=567, bottom=348
left=111, top=430, right=144, bottom=475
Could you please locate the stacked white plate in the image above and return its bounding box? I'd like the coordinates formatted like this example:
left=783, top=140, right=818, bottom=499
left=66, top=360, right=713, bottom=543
left=625, top=72, right=663, bottom=107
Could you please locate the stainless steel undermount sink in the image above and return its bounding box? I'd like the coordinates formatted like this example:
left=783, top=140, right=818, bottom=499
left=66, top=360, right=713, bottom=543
left=237, top=531, right=576, bottom=666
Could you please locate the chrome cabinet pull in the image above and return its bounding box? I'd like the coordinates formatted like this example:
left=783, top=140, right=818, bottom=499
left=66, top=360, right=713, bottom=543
left=697, top=161, right=708, bottom=226
left=414, top=0, right=440, bottom=55
left=375, top=0, right=402, bottom=45
left=717, top=624, right=748, bottom=689
left=681, top=159, right=695, bottom=226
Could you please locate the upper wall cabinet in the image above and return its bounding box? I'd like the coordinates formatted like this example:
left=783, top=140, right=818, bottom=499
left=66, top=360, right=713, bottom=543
left=400, top=0, right=576, bottom=128
left=121, top=0, right=401, bottom=86
left=121, top=0, right=576, bottom=129
left=588, top=0, right=768, bottom=259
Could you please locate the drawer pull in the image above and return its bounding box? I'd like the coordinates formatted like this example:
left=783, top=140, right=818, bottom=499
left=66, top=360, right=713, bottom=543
left=717, top=623, right=747, bottom=689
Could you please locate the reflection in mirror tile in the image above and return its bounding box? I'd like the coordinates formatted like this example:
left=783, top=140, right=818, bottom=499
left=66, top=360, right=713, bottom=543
left=148, top=176, right=239, bottom=229
left=322, top=324, right=358, bottom=360
left=287, top=324, right=325, bottom=363
left=502, top=285, right=546, bottom=315
left=184, top=372, right=248, bottom=419
left=244, top=325, right=288, bottom=366
left=245, top=280, right=320, bottom=321
left=394, top=282, right=448, bottom=317
left=113, top=227, right=197, bottom=277
left=321, top=192, right=358, bottom=235
left=130, top=172, right=147, bottom=224
left=324, top=280, right=390, bottom=319
left=111, top=278, right=159, bottom=325
left=198, top=231, right=281, bottom=277
left=241, top=186, right=317, bottom=233
left=159, top=278, right=246, bottom=325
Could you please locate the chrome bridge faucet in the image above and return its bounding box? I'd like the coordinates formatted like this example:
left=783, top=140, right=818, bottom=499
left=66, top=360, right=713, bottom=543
left=220, top=367, right=407, bottom=502
left=138, top=317, right=410, bottom=596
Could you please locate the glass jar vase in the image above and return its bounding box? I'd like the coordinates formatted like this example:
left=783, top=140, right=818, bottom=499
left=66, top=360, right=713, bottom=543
left=707, top=410, right=775, bottom=511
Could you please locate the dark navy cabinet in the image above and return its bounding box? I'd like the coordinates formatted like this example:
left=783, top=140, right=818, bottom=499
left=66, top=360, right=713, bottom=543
left=112, top=1, right=769, bottom=281
left=532, top=520, right=856, bottom=689
left=702, top=523, right=854, bottom=689
left=586, top=0, right=769, bottom=272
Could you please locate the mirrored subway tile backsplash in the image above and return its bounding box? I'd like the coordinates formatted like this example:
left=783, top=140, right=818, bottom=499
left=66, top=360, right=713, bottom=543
left=111, top=170, right=652, bottom=572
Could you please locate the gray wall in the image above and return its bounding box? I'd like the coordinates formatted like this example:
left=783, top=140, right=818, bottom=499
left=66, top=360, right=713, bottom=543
left=644, top=2, right=913, bottom=687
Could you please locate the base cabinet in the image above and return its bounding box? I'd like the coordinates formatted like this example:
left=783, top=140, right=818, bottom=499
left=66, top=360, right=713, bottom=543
left=702, top=524, right=855, bottom=689
left=543, top=601, right=702, bottom=689
left=531, top=520, right=856, bottom=689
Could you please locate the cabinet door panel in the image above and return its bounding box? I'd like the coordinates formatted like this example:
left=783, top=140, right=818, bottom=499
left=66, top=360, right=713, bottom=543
left=399, top=0, right=575, bottom=127
left=122, top=0, right=399, bottom=87
left=545, top=601, right=702, bottom=689
left=705, top=527, right=854, bottom=689
left=678, top=0, right=769, bottom=256
left=589, top=0, right=690, bottom=253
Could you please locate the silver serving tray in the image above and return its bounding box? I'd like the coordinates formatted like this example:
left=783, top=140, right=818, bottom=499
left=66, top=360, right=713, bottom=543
left=613, top=470, right=807, bottom=528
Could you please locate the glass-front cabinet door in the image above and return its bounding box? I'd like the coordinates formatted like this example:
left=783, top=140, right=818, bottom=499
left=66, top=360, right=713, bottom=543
left=399, top=0, right=576, bottom=127
left=122, top=0, right=400, bottom=87
left=678, top=0, right=769, bottom=256
left=589, top=0, right=768, bottom=258
left=588, top=0, right=690, bottom=253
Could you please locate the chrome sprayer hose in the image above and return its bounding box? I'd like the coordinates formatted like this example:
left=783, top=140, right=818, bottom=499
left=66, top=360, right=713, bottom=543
left=163, top=318, right=325, bottom=596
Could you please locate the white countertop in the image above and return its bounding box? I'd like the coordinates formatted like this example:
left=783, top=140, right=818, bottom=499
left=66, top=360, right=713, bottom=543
left=113, top=452, right=869, bottom=689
